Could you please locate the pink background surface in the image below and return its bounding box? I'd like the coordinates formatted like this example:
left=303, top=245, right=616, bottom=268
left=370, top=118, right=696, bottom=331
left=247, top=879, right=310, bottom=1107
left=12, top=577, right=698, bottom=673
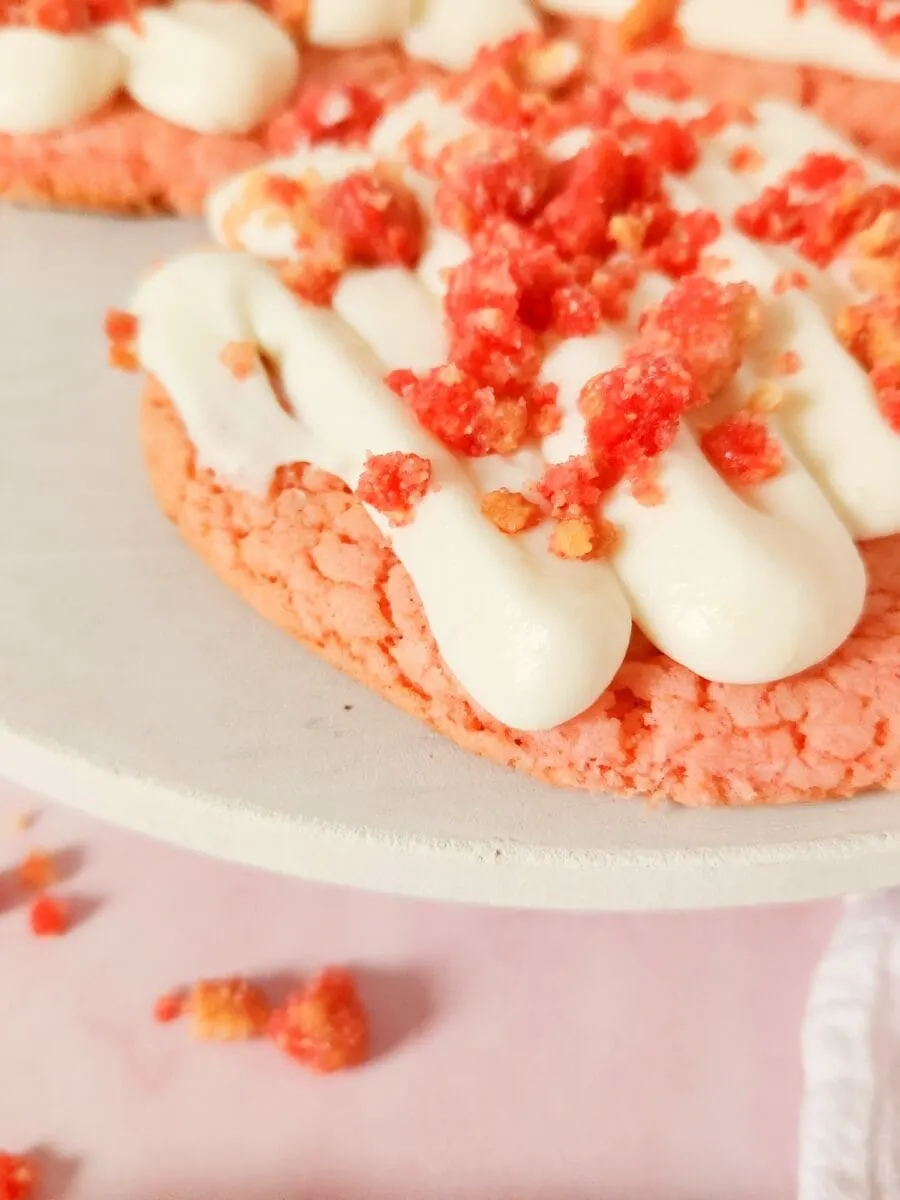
left=0, top=776, right=839, bottom=1200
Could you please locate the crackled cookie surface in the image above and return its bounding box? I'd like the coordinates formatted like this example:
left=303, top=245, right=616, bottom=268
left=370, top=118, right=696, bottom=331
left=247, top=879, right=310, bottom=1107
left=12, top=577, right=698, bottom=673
left=118, top=30, right=900, bottom=804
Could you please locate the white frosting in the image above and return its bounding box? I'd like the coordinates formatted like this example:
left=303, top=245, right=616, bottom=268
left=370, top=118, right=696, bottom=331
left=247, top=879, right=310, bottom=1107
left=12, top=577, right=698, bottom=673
left=0, top=0, right=299, bottom=136
left=133, top=252, right=633, bottom=730
left=404, top=0, right=539, bottom=70
left=306, top=0, right=416, bottom=46
left=538, top=0, right=900, bottom=84
left=541, top=336, right=866, bottom=683
left=104, top=1, right=299, bottom=135
left=132, top=89, right=900, bottom=727
left=0, top=29, right=125, bottom=135
left=206, top=144, right=376, bottom=257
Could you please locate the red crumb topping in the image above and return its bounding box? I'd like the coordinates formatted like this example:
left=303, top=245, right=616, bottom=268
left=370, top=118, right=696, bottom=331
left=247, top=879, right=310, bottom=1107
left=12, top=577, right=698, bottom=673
left=735, top=152, right=900, bottom=267
left=631, top=67, right=692, bottom=101
left=186, top=978, right=270, bottom=1042
left=617, top=0, right=681, bottom=51
left=387, top=365, right=529, bottom=457
left=533, top=456, right=603, bottom=517
left=105, top=307, right=139, bottom=373
left=266, top=85, right=383, bottom=154
left=0, top=1154, right=35, bottom=1200
left=356, top=452, right=434, bottom=526
left=29, top=895, right=68, bottom=937
left=279, top=253, right=345, bottom=308
left=772, top=269, right=809, bottom=294
left=637, top=276, right=762, bottom=394
left=219, top=341, right=258, bottom=381
left=873, top=365, right=900, bottom=432
left=729, top=144, right=764, bottom=173
left=269, top=967, right=369, bottom=1074
left=0, top=0, right=151, bottom=31
left=836, top=295, right=900, bottom=370
left=153, top=992, right=185, bottom=1024
left=318, top=169, right=424, bottom=269
left=435, top=132, right=552, bottom=236
left=826, top=0, right=900, bottom=43
left=774, top=350, right=802, bottom=375
left=481, top=488, right=543, bottom=534
left=701, top=411, right=785, bottom=486
left=580, top=352, right=705, bottom=489
left=17, top=851, right=56, bottom=892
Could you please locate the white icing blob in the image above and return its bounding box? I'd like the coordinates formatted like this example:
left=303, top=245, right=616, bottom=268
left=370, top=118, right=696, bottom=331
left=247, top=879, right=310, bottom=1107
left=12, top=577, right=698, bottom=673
left=134, top=252, right=633, bottom=730
left=306, top=0, right=417, bottom=46
left=0, top=29, right=125, bottom=134
left=105, top=0, right=300, bottom=135
left=404, top=0, right=538, bottom=69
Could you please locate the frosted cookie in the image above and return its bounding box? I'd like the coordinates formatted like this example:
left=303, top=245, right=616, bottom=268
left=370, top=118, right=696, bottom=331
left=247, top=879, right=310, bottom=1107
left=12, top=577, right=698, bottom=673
left=6, top=0, right=900, bottom=214
left=117, top=39, right=900, bottom=805
left=537, top=0, right=900, bottom=167
left=0, top=0, right=535, bottom=212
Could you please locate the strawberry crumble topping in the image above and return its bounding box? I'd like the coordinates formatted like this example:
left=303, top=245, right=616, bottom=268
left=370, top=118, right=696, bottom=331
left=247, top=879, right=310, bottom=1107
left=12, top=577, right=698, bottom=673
left=105, top=308, right=139, bottom=373
left=0, top=0, right=154, bottom=32
left=735, top=153, right=900, bottom=267
left=636, top=276, right=762, bottom=395
left=0, top=1154, right=35, bottom=1200
left=356, top=451, right=434, bottom=525
left=318, top=169, right=424, bottom=269
left=269, top=967, right=369, bottom=1074
left=617, top=0, right=681, bottom=51
left=28, top=895, right=68, bottom=937
left=267, top=85, right=384, bottom=155
left=701, top=411, right=785, bottom=487
left=580, top=351, right=705, bottom=487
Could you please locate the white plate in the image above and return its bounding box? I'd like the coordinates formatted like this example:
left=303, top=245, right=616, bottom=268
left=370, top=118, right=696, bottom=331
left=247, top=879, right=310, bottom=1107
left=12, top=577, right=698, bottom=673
left=1, top=206, right=899, bottom=911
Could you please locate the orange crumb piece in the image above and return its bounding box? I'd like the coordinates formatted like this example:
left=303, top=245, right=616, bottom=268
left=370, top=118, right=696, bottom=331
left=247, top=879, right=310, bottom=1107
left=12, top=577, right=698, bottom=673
left=774, top=350, right=802, bottom=375
left=836, top=296, right=900, bottom=370
left=549, top=515, right=616, bottom=560
left=153, top=992, right=185, bottom=1023
left=219, top=340, right=258, bottom=380
left=269, top=967, right=369, bottom=1074
left=0, top=1154, right=36, bottom=1200
left=187, top=978, right=270, bottom=1042
left=9, top=812, right=32, bottom=833
left=608, top=213, right=648, bottom=254
left=729, top=144, right=764, bottom=173
left=701, top=411, right=784, bottom=486
left=105, top=307, right=139, bottom=373
left=18, top=851, right=56, bottom=891
left=29, top=894, right=68, bottom=937
left=480, top=489, right=542, bottom=535
left=772, top=270, right=809, bottom=294
left=618, top=0, right=680, bottom=50
left=629, top=461, right=665, bottom=506
left=747, top=380, right=786, bottom=412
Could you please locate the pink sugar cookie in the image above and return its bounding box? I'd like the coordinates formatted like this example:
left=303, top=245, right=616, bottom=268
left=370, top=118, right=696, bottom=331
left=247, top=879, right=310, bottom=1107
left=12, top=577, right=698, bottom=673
left=141, top=383, right=900, bottom=808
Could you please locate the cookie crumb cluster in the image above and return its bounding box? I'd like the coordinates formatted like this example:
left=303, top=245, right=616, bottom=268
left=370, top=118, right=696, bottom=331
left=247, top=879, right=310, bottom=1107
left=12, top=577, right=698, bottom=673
left=356, top=451, right=434, bottom=525
left=0, top=1154, right=35, bottom=1200
left=0, top=0, right=154, bottom=32
left=155, top=967, right=369, bottom=1074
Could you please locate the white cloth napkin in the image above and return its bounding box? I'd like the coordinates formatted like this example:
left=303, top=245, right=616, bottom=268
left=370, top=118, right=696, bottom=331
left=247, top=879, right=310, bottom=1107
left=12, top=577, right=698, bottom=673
left=798, top=892, right=900, bottom=1200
